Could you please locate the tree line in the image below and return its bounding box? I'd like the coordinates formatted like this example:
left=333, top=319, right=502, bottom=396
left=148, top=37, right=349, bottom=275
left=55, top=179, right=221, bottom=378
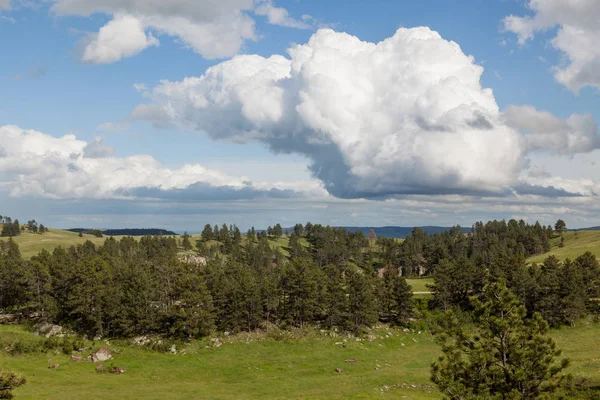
left=1, top=216, right=47, bottom=237
left=1, top=217, right=598, bottom=340
left=0, top=235, right=413, bottom=338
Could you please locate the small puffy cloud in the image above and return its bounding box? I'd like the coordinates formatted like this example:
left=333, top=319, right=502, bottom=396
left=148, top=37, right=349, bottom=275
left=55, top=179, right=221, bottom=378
left=254, top=0, right=310, bottom=29
left=51, top=0, right=307, bottom=63
left=133, top=27, right=528, bottom=198
left=81, top=14, right=159, bottom=64
left=0, top=125, right=311, bottom=201
left=133, top=82, right=147, bottom=92
left=504, top=105, right=600, bottom=155
left=503, top=0, right=600, bottom=92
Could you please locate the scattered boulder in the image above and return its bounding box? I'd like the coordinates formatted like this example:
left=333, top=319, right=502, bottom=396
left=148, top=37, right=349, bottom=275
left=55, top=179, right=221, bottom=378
left=35, top=322, right=64, bottom=338
left=335, top=368, right=342, bottom=373
left=211, top=338, right=223, bottom=348
left=178, top=254, right=207, bottom=266
left=170, top=344, right=177, bottom=354
left=71, top=355, right=83, bottom=362
left=91, top=347, right=112, bottom=362
left=132, top=336, right=151, bottom=346
left=344, top=359, right=357, bottom=363
left=48, top=363, right=60, bottom=369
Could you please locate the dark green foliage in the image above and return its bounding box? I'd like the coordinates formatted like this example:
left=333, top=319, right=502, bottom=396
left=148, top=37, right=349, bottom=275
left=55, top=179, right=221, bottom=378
left=1, top=216, right=597, bottom=341
left=90, top=229, right=103, bottom=238
left=280, top=258, right=321, bottom=328
left=0, top=240, right=27, bottom=309
left=431, top=281, right=569, bottom=399
left=293, top=223, right=304, bottom=237
left=555, top=219, right=567, bottom=234
left=429, top=258, right=487, bottom=311
left=1, top=217, right=20, bottom=237
left=534, top=256, right=588, bottom=326
left=377, top=269, right=414, bottom=325
left=0, top=371, right=26, bottom=399
left=201, top=224, right=213, bottom=241
left=181, top=232, right=192, bottom=251
left=272, top=223, right=283, bottom=239
left=346, top=269, right=378, bottom=332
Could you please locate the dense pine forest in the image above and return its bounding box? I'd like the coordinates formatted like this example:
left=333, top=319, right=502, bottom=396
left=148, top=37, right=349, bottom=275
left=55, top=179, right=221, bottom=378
left=1, top=218, right=598, bottom=340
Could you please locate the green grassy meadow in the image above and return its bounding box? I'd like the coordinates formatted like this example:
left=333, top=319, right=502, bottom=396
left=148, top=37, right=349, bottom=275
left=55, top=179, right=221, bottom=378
left=405, top=278, right=433, bottom=294
left=1, top=228, right=129, bottom=259
left=2, top=322, right=600, bottom=399
left=0, top=325, right=440, bottom=400
left=528, top=230, right=600, bottom=264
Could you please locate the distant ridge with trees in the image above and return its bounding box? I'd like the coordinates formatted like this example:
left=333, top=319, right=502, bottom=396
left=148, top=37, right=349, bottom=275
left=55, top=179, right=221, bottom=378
left=68, top=228, right=178, bottom=236
left=341, top=226, right=471, bottom=238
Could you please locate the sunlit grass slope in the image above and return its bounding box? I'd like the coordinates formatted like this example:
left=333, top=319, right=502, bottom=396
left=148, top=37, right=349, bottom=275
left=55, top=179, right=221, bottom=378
left=528, top=230, right=600, bottom=264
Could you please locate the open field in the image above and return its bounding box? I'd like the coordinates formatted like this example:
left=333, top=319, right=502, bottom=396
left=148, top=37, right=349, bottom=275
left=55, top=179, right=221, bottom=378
left=0, top=324, right=440, bottom=400
left=2, top=322, right=599, bottom=399
left=0, top=228, right=131, bottom=259
left=528, top=230, right=600, bottom=264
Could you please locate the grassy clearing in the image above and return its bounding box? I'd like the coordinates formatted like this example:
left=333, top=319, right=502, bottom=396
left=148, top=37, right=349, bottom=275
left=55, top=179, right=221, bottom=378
left=528, top=230, right=600, bottom=264
left=405, top=278, right=433, bottom=294
left=0, top=229, right=131, bottom=259
left=2, top=322, right=599, bottom=399
left=1, top=325, right=439, bottom=400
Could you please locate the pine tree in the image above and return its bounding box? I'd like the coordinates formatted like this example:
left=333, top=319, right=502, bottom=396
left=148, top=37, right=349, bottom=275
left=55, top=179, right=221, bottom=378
left=322, top=265, right=348, bottom=329
left=554, top=219, right=567, bottom=234
left=273, top=223, right=283, bottom=239
left=281, top=258, right=320, bottom=327
left=181, top=232, right=192, bottom=251
left=293, top=223, right=304, bottom=237
left=346, top=269, right=377, bottom=332
left=201, top=224, right=213, bottom=242
left=379, top=269, right=414, bottom=325
left=431, top=281, right=569, bottom=399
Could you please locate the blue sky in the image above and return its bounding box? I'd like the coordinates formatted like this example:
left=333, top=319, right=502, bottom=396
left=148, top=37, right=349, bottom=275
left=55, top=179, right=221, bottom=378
left=1, top=0, right=599, bottom=231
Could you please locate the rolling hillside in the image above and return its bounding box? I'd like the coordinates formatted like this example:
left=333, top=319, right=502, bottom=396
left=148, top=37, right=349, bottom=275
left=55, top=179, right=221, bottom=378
left=0, top=227, right=127, bottom=259
left=527, top=230, right=600, bottom=264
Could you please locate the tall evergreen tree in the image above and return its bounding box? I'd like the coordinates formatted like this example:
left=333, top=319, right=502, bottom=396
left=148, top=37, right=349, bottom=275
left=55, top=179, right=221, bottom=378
left=346, top=269, right=377, bottom=332
left=181, top=232, right=193, bottom=251
left=201, top=224, right=213, bottom=242
left=431, top=281, right=569, bottom=399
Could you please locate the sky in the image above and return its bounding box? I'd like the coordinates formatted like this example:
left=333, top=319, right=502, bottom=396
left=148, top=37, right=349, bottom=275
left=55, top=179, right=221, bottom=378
left=0, top=0, right=599, bottom=232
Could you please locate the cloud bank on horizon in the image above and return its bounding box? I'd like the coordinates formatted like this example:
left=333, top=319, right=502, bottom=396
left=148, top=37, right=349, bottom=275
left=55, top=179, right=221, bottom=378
left=0, top=125, right=322, bottom=201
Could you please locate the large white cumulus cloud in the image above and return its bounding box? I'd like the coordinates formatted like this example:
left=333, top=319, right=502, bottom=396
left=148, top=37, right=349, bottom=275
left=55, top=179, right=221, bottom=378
left=134, top=27, right=529, bottom=198
left=0, top=125, right=316, bottom=200
left=503, top=0, right=600, bottom=92
left=51, top=0, right=310, bottom=64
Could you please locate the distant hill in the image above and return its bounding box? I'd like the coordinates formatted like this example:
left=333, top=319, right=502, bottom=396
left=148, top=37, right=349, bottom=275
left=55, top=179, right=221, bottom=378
left=68, top=228, right=178, bottom=236
left=575, top=226, right=600, bottom=231
left=340, top=226, right=471, bottom=238
left=528, top=229, right=600, bottom=263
